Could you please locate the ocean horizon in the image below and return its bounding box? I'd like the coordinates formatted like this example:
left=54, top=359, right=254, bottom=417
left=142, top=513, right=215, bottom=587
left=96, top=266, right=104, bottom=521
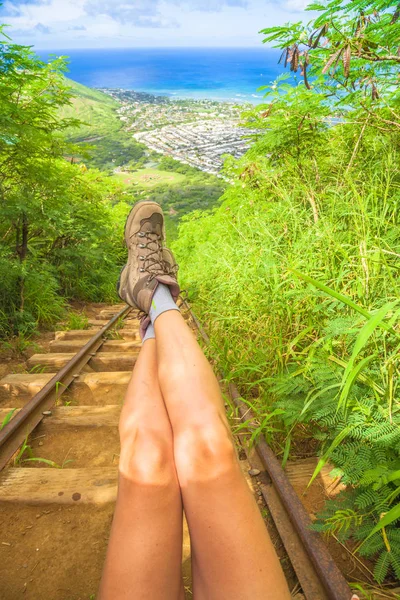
left=38, top=47, right=285, bottom=104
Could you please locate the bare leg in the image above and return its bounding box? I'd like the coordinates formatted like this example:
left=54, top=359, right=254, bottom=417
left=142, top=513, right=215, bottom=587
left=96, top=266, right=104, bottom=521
left=99, top=340, right=185, bottom=600
left=155, top=311, right=291, bottom=600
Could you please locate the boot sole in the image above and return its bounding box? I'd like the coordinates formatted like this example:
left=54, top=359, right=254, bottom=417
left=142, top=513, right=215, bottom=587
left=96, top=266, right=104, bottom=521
left=116, top=264, right=127, bottom=302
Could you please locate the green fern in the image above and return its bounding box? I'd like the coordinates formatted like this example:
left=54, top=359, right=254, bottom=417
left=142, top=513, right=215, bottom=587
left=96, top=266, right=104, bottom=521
left=374, top=551, right=392, bottom=584
left=270, top=316, right=400, bottom=583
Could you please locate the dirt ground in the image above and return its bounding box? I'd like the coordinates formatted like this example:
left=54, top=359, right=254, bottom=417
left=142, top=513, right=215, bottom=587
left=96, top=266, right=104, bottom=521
left=0, top=503, right=113, bottom=600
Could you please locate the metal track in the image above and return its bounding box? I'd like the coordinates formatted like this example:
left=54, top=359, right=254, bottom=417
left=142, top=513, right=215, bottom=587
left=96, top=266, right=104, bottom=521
left=0, top=305, right=131, bottom=471
left=185, top=300, right=355, bottom=600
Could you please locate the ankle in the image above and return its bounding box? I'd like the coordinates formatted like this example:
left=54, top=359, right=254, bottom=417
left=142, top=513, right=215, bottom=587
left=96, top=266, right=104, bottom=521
left=149, top=283, right=180, bottom=325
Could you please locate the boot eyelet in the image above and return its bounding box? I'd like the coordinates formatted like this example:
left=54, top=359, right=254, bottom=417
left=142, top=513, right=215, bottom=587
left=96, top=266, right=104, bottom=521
left=140, top=268, right=145, bottom=272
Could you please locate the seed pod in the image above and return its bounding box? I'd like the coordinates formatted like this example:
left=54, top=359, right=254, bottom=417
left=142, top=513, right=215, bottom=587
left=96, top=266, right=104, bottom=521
left=311, top=23, right=329, bottom=48
left=290, top=45, right=299, bottom=72
left=303, top=61, right=311, bottom=90
left=279, top=47, right=290, bottom=67
left=322, top=48, right=343, bottom=74
left=343, top=45, right=351, bottom=78
left=372, top=83, right=379, bottom=100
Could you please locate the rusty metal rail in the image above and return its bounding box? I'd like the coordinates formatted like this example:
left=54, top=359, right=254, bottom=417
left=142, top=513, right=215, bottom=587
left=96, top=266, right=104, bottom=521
left=185, top=300, right=355, bottom=600
left=0, top=305, right=131, bottom=471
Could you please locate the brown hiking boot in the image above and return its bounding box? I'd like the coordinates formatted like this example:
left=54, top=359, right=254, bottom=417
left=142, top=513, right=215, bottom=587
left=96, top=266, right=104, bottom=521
left=135, top=247, right=180, bottom=339
left=162, top=247, right=179, bottom=279
left=117, top=201, right=180, bottom=312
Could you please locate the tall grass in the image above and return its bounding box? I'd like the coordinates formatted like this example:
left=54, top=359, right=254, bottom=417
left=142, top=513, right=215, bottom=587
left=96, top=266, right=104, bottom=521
left=174, top=131, right=400, bottom=582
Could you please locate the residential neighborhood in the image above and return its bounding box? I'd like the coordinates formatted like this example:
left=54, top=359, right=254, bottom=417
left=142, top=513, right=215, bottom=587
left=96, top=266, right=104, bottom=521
left=101, top=89, right=257, bottom=175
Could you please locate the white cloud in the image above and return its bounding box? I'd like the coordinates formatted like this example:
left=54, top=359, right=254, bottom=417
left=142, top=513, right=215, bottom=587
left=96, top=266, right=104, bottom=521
left=2, top=0, right=86, bottom=28
left=284, top=0, right=310, bottom=11
left=1, top=0, right=310, bottom=47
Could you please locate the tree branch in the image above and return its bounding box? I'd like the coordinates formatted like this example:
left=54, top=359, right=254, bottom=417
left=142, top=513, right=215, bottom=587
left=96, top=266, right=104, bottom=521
left=360, top=53, right=400, bottom=64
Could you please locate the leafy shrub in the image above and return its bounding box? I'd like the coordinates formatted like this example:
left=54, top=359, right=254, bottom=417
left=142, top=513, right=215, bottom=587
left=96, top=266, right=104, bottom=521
left=0, top=31, right=132, bottom=338
left=61, top=312, right=90, bottom=331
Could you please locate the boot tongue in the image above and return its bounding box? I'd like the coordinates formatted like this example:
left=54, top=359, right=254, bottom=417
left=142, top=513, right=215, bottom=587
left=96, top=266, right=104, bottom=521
left=141, top=215, right=163, bottom=237
left=142, top=228, right=163, bottom=273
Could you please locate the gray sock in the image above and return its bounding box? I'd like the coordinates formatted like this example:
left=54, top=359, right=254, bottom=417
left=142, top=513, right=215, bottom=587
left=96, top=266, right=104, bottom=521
left=149, top=283, right=180, bottom=325
left=142, top=323, right=155, bottom=343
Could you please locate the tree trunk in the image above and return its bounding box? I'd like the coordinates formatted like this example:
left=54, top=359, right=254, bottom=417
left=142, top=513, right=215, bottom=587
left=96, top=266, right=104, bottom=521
left=18, top=213, right=28, bottom=262
left=16, top=213, right=29, bottom=315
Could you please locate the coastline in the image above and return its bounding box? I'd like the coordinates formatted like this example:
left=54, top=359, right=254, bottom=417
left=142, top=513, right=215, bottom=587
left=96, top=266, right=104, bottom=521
left=97, top=87, right=263, bottom=106
left=39, top=47, right=281, bottom=106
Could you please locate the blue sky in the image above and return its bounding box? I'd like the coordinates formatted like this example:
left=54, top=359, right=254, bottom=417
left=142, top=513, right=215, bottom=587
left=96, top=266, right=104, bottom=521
left=1, top=0, right=311, bottom=48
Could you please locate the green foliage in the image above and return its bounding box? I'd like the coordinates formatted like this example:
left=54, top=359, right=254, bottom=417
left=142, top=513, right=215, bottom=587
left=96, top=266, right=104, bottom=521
left=59, top=77, right=121, bottom=138
left=62, top=311, right=90, bottom=331
left=59, top=78, right=146, bottom=172
left=117, top=156, right=225, bottom=241
left=260, top=0, right=399, bottom=106
left=0, top=409, right=16, bottom=431
left=0, top=28, right=132, bottom=337
left=174, top=0, right=400, bottom=583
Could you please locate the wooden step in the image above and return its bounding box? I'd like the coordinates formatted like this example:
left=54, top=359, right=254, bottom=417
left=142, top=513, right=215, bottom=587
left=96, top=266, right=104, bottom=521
left=285, top=458, right=345, bottom=498
left=105, top=304, right=126, bottom=310
left=0, top=468, right=118, bottom=505
left=106, top=329, right=140, bottom=340
left=89, top=352, right=138, bottom=372
left=0, top=458, right=340, bottom=507
left=55, top=330, right=97, bottom=341
left=43, top=404, right=120, bottom=427
left=54, top=328, right=139, bottom=342
left=87, top=319, right=109, bottom=327
left=27, top=353, right=75, bottom=372
left=49, top=340, right=141, bottom=353
left=0, top=371, right=131, bottom=402
left=97, top=310, right=122, bottom=320
left=27, top=352, right=138, bottom=373
left=0, top=373, right=54, bottom=404
left=0, top=405, right=121, bottom=428
left=88, top=318, right=137, bottom=328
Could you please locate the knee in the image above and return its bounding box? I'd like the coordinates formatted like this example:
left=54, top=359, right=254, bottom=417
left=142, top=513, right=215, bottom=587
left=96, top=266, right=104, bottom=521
left=174, top=412, right=237, bottom=484
left=118, top=407, right=175, bottom=486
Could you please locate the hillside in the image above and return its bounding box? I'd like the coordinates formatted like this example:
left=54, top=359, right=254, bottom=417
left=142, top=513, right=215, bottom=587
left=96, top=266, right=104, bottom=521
left=60, top=78, right=146, bottom=171
left=60, top=78, right=121, bottom=141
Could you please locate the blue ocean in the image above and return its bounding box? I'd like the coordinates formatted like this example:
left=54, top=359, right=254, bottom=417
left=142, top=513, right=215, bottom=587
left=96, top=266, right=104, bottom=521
left=38, top=47, right=284, bottom=103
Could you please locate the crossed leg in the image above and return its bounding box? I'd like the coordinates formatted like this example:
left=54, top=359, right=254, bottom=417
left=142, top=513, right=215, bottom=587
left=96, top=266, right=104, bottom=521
left=99, top=339, right=185, bottom=600
left=155, top=310, right=291, bottom=600
left=100, top=311, right=291, bottom=600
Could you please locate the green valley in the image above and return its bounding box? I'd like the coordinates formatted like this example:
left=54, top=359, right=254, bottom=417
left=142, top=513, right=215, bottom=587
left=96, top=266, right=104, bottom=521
left=61, top=78, right=226, bottom=238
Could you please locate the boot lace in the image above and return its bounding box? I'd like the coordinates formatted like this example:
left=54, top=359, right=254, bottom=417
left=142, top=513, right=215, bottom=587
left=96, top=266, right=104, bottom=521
left=136, top=231, right=165, bottom=280
left=134, top=231, right=179, bottom=280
